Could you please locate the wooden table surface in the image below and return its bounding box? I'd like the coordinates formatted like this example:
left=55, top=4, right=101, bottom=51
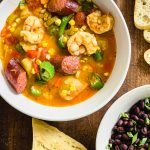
left=0, top=0, right=150, bottom=150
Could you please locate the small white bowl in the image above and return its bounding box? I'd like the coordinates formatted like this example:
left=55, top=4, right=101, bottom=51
left=96, top=85, right=150, bottom=149
left=0, top=0, right=131, bottom=121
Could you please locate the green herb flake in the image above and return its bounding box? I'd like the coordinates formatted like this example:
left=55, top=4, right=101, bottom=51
left=127, top=132, right=134, bottom=138
left=145, top=118, right=150, bottom=125
left=145, top=98, right=150, bottom=110
left=139, top=138, right=147, bottom=146
left=132, top=133, right=138, bottom=144
left=106, top=144, right=112, bottom=150
left=120, top=112, right=129, bottom=118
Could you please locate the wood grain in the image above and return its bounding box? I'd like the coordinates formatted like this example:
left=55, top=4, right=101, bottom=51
left=0, top=1, right=150, bottom=150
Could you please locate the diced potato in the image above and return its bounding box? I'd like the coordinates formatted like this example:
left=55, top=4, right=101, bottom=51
left=21, top=58, right=32, bottom=77
left=59, top=77, right=88, bottom=100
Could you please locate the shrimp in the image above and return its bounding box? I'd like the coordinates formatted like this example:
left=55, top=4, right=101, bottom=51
left=20, top=16, right=44, bottom=44
left=67, top=31, right=100, bottom=56
left=87, top=11, right=114, bottom=34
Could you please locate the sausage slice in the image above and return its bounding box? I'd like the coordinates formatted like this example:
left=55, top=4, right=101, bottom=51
left=47, top=0, right=79, bottom=15
left=51, top=56, right=80, bottom=74
left=5, top=58, right=27, bottom=93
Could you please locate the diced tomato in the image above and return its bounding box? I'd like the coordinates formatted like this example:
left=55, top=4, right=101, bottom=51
left=32, top=62, right=39, bottom=74
left=27, top=50, right=39, bottom=59
left=1, top=26, right=10, bottom=37
left=5, top=35, right=18, bottom=46
left=74, top=12, right=86, bottom=26
left=11, top=51, right=21, bottom=59
left=39, top=48, right=47, bottom=61
left=26, top=0, right=41, bottom=10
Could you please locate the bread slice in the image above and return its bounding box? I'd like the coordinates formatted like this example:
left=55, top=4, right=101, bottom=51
left=134, top=0, right=150, bottom=30
left=32, top=118, right=87, bottom=150
left=144, top=30, right=150, bottom=43
left=144, top=49, right=150, bottom=65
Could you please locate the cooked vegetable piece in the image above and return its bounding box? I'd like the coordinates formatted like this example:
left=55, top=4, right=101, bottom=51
left=59, top=14, right=74, bottom=37
left=82, top=1, right=93, bottom=12
left=59, top=77, right=88, bottom=100
left=26, top=0, right=41, bottom=10
left=74, top=12, right=86, bottom=26
left=40, top=61, right=55, bottom=82
left=93, top=50, right=103, bottom=61
left=30, top=86, right=41, bottom=96
left=21, top=58, right=32, bottom=77
left=89, top=73, right=104, bottom=90
left=7, top=13, right=18, bottom=25
left=58, top=14, right=74, bottom=48
left=5, top=58, right=27, bottom=93
left=39, top=48, right=47, bottom=61
left=27, top=50, right=39, bottom=59
left=16, top=43, right=25, bottom=54
left=19, top=0, right=26, bottom=8
left=51, top=56, right=80, bottom=74
left=47, top=0, right=79, bottom=15
left=48, top=24, right=59, bottom=36
left=145, top=97, right=150, bottom=110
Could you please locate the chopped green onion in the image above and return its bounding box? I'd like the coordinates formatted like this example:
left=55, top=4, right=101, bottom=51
left=145, top=118, right=150, bottom=125
left=93, top=50, right=103, bottom=61
left=48, top=24, right=59, bottom=36
left=40, top=61, right=55, bottom=82
left=30, top=86, right=41, bottom=96
left=58, top=14, right=74, bottom=49
left=139, top=138, right=147, bottom=146
left=145, top=98, right=150, bottom=110
left=16, top=43, right=25, bottom=54
left=132, top=133, right=138, bottom=144
left=19, top=0, right=26, bottom=7
left=120, top=112, right=129, bottom=118
left=127, top=132, right=133, bottom=138
left=82, top=1, right=93, bottom=12
left=106, top=144, right=112, bottom=150
left=89, top=73, right=104, bottom=90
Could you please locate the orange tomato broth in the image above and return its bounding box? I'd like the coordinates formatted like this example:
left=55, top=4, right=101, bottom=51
left=0, top=5, right=116, bottom=107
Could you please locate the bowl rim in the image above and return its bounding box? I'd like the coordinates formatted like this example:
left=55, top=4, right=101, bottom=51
left=0, top=0, right=131, bottom=121
left=96, top=84, right=150, bottom=149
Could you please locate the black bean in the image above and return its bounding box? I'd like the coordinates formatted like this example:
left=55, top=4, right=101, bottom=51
left=141, top=127, right=147, bottom=135
left=115, top=145, right=120, bottom=150
left=120, top=144, right=128, bottom=150
left=138, top=119, right=144, bottom=125
left=114, top=139, right=121, bottom=145
left=128, top=145, right=134, bottom=150
left=131, top=115, right=139, bottom=121
left=134, top=106, right=140, bottom=114
left=117, top=127, right=125, bottom=133
left=117, top=119, right=124, bottom=126
left=139, top=101, right=145, bottom=109
left=115, top=134, right=122, bottom=139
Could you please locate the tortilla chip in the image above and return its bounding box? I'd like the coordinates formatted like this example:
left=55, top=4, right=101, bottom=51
left=32, top=118, right=87, bottom=150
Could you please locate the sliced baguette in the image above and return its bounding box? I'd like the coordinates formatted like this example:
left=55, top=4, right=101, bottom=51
left=144, top=30, right=150, bottom=43
left=144, top=49, right=150, bottom=65
left=32, top=118, right=87, bottom=150
left=134, top=0, right=150, bottom=30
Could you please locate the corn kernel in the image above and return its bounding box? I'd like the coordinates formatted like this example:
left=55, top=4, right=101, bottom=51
left=75, top=71, right=80, bottom=78
left=69, top=19, right=75, bottom=26
left=31, top=68, right=35, bottom=74
left=70, top=84, right=76, bottom=91
left=81, top=25, right=87, bottom=31
left=36, top=59, right=42, bottom=65
left=9, top=27, right=15, bottom=32
left=55, top=18, right=61, bottom=26
left=20, top=5, right=25, bottom=10
left=41, top=41, right=48, bottom=47
left=62, top=90, right=68, bottom=96
left=46, top=54, right=51, bottom=60
left=41, top=9, right=46, bottom=13
left=44, top=4, right=47, bottom=8
left=12, top=23, right=17, bottom=28
left=104, top=72, right=109, bottom=77
left=63, top=36, right=68, bottom=43
left=74, top=27, right=79, bottom=32
left=16, top=18, right=21, bottom=23
left=48, top=48, right=56, bottom=56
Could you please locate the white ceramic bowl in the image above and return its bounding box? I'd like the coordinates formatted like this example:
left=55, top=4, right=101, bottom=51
left=96, top=85, right=150, bottom=149
left=0, top=0, right=131, bottom=121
